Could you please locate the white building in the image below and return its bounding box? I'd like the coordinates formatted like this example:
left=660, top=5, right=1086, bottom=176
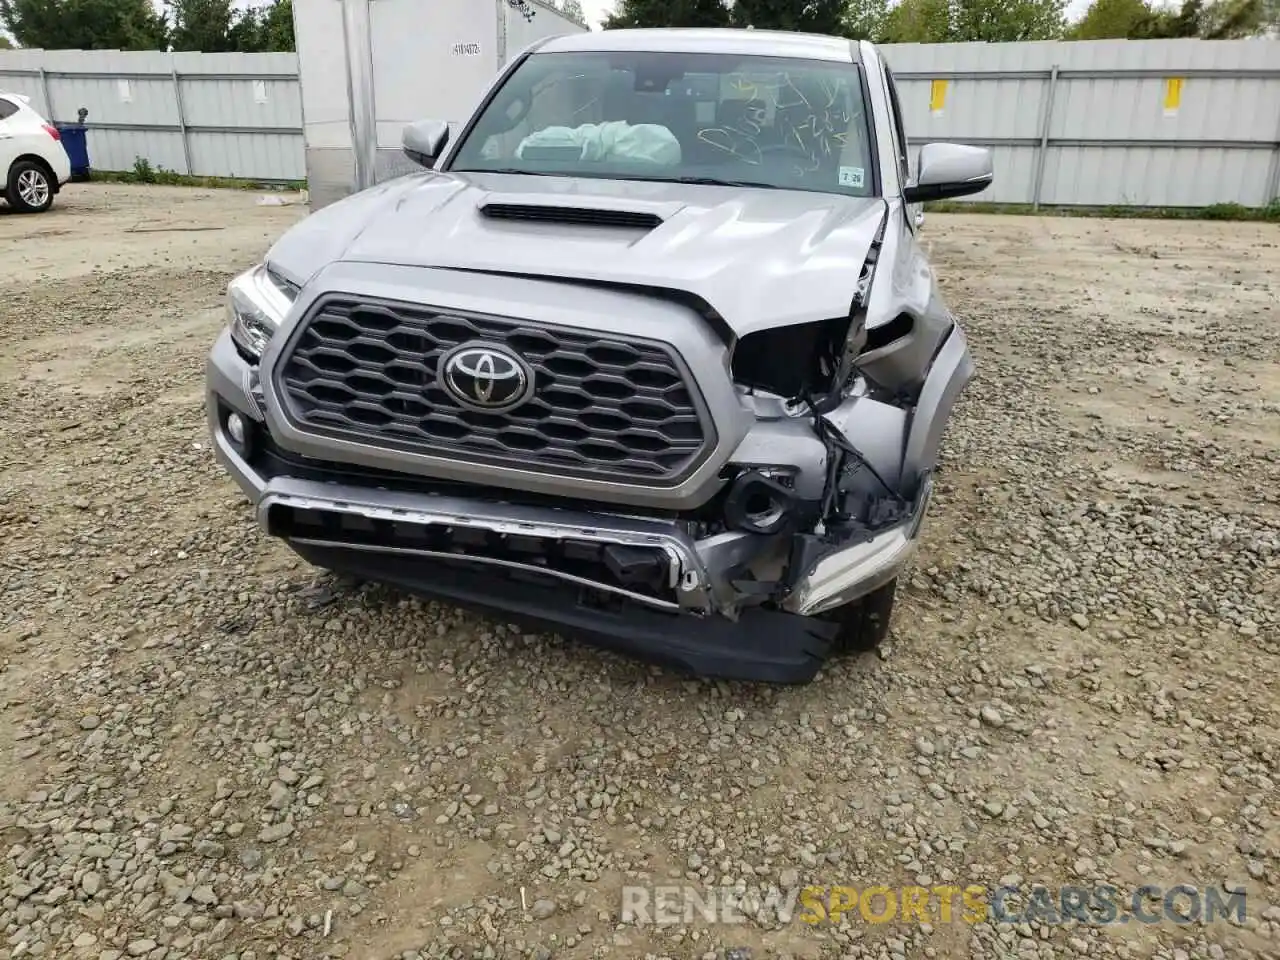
left=294, top=0, right=587, bottom=208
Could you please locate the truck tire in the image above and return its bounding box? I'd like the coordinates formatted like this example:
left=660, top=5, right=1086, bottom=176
left=6, top=160, right=55, bottom=214
left=824, top=577, right=898, bottom=654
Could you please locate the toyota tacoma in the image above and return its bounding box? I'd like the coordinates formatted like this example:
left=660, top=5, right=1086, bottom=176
left=206, top=29, right=990, bottom=683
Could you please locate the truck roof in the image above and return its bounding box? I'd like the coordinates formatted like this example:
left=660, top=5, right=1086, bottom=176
left=535, top=28, right=863, bottom=65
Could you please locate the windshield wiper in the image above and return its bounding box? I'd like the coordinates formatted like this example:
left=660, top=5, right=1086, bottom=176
left=458, top=170, right=782, bottom=189
left=455, top=168, right=555, bottom=177
left=633, top=176, right=783, bottom=189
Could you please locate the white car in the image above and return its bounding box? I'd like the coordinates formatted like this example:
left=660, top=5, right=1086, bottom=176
left=0, top=92, right=71, bottom=214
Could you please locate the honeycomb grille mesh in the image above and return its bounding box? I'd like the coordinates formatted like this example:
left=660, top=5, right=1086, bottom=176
left=275, top=297, right=712, bottom=483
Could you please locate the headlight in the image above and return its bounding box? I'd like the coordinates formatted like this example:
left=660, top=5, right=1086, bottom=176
left=227, top=264, right=298, bottom=361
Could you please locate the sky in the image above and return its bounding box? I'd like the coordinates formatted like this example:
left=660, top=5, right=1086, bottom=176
left=579, top=0, right=614, bottom=28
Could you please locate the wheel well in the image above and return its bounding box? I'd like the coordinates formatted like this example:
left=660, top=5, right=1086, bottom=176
left=8, top=154, right=60, bottom=194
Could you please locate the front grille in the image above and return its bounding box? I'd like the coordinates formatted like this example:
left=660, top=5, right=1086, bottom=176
left=274, top=296, right=714, bottom=484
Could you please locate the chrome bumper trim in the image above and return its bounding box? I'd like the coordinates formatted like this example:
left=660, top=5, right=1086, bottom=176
left=287, top=537, right=686, bottom=613
left=256, top=479, right=714, bottom=612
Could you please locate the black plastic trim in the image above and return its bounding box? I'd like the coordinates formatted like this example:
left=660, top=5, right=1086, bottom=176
left=479, top=202, right=664, bottom=230
left=290, top=541, right=837, bottom=684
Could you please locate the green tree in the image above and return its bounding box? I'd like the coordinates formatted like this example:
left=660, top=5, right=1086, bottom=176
left=877, top=0, right=1066, bottom=41
left=1197, top=0, right=1268, bottom=34
left=0, top=32, right=12, bottom=46
left=165, top=0, right=294, bottom=53
left=878, top=0, right=952, bottom=40
left=1128, top=0, right=1269, bottom=36
left=1069, top=0, right=1152, bottom=37
left=1129, top=0, right=1202, bottom=34
left=843, top=0, right=891, bottom=38
left=255, top=0, right=294, bottom=51
left=1264, top=0, right=1280, bottom=29
left=230, top=0, right=294, bottom=52
left=558, top=0, right=587, bottom=22
left=731, top=0, right=848, bottom=33
left=166, top=0, right=235, bottom=51
left=951, top=0, right=1066, bottom=39
left=0, top=0, right=167, bottom=50
left=601, top=0, right=892, bottom=37
left=603, top=0, right=730, bottom=28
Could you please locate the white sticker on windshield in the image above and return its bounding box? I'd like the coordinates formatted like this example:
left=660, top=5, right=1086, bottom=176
left=839, top=166, right=865, bottom=188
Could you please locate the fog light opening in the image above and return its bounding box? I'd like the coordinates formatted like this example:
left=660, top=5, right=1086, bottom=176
left=724, top=470, right=797, bottom=536
left=744, top=491, right=785, bottom=530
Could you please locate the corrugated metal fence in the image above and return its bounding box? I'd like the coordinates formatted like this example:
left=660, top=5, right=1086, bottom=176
left=879, top=38, right=1280, bottom=208
left=0, top=49, right=304, bottom=182
left=2, top=39, right=1278, bottom=205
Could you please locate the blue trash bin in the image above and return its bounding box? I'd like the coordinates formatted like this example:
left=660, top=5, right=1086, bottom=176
left=54, top=123, right=91, bottom=181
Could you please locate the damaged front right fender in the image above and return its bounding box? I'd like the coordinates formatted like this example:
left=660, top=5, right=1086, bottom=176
left=782, top=319, right=973, bottom=618
left=902, top=321, right=975, bottom=490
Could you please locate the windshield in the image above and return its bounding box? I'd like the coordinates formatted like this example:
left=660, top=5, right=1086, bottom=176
left=447, top=50, right=878, bottom=198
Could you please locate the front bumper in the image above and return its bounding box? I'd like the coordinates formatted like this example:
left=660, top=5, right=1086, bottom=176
left=207, top=328, right=932, bottom=682
left=286, top=538, right=842, bottom=683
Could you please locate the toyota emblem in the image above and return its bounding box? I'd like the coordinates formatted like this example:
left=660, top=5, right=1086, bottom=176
left=439, top=342, right=534, bottom=412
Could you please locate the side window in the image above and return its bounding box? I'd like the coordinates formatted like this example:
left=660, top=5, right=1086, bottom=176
left=0, top=99, right=18, bottom=121
left=882, top=67, right=911, bottom=187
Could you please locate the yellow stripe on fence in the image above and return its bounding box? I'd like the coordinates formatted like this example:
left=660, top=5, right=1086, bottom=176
left=930, top=79, right=948, bottom=115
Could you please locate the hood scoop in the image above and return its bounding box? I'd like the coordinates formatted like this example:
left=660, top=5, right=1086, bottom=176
left=479, top=201, right=664, bottom=231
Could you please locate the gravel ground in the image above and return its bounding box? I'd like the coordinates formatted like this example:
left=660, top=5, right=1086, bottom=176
left=1, top=184, right=1277, bottom=960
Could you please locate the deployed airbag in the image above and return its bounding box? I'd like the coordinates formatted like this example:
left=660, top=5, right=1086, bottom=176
left=516, top=121, right=681, bottom=166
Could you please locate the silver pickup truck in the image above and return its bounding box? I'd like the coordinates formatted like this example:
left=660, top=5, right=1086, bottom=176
left=206, top=28, right=990, bottom=683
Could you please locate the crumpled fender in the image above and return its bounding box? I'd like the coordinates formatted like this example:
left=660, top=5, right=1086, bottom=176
left=902, top=322, right=975, bottom=489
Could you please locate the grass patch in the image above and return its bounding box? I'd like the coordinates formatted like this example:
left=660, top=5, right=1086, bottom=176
left=924, top=199, right=1280, bottom=222
left=89, top=157, right=306, bottom=193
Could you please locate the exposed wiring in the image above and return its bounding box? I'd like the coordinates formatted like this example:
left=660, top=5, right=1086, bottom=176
left=804, top=393, right=907, bottom=523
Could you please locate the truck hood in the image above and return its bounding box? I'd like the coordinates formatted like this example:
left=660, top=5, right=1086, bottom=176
left=267, top=171, right=887, bottom=338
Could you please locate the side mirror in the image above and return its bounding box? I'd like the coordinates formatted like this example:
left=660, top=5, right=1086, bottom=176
left=902, top=143, right=993, bottom=205
left=402, top=120, right=451, bottom=167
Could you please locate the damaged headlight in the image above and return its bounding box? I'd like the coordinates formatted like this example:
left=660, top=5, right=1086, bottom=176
left=227, top=264, right=298, bottom=361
